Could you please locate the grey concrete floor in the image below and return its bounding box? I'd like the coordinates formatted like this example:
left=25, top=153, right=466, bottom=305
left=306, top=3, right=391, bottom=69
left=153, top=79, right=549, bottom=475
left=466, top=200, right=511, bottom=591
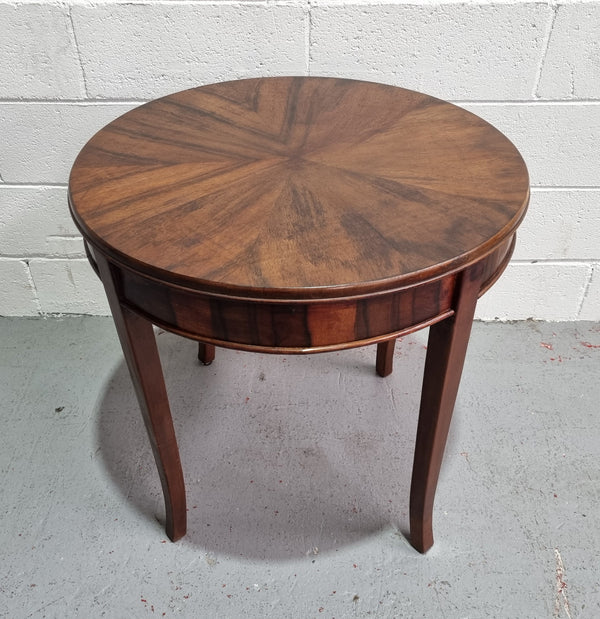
left=1, top=317, right=599, bottom=618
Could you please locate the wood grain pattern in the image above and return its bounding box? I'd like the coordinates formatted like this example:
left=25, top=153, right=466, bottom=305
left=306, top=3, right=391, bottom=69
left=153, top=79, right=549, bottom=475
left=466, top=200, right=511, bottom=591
left=376, top=340, right=396, bottom=377
left=197, top=342, right=215, bottom=365
left=410, top=262, right=484, bottom=553
left=70, top=77, right=530, bottom=553
left=83, top=233, right=512, bottom=353
left=95, top=251, right=186, bottom=542
left=69, top=77, right=528, bottom=300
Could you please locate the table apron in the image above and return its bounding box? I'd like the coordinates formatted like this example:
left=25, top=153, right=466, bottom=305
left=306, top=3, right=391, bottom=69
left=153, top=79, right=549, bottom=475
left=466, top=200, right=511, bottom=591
left=86, top=234, right=514, bottom=354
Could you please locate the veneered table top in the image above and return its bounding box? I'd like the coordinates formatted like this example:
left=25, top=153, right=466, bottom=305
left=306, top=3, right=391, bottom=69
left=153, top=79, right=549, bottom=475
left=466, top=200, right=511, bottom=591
left=69, top=77, right=529, bottom=299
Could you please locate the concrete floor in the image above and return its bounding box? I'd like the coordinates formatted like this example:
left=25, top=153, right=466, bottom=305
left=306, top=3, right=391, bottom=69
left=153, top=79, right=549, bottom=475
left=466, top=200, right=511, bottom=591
left=1, top=317, right=599, bottom=618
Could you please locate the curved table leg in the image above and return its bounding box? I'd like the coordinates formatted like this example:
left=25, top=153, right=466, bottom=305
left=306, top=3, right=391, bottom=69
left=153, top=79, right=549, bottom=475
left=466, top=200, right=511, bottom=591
left=198, top=342, right=216, bottom=365
left=376, top=339, right=396, bottom=377
left=96, top=254, right=187, bottom=542
left=409, top=265, right=483, bottom=553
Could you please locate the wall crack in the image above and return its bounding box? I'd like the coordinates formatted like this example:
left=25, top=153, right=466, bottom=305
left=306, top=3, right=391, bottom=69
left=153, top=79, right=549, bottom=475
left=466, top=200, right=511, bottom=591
left=23, top=259, right=43, bottom=316
left=532, top=3, right=560, bottom=99
left=68, top=6, right=90, bottom=98
left=576, top=264, right=596, bottom=318
left=305, top=0, right=313, bottom=76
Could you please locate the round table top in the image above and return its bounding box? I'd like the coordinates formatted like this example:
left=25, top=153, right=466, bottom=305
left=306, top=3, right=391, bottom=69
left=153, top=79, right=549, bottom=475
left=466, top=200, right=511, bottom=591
left=69, top=77, right=529, bottom=300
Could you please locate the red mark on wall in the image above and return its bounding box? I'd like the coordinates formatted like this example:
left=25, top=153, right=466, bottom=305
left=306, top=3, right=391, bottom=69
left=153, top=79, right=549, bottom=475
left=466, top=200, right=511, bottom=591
left=581, top=341, right=600, bottom=348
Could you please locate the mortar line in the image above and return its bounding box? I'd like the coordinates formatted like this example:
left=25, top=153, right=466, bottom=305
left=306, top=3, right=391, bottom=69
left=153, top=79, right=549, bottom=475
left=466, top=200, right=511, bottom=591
left=0, top=183, right=68, bottom=188
left=68, top=0, right=282, bottom=5
left=2, top=183, right=600, bottom=190
left=0, top=254, right=86, bottom=261
left=508, top=259, right=596, bottom=267
left=2, top=255, right=593, bottom=266
left=457, top=99, right=600, bottom=106
left=0, top=100, right=146, bottom=105
left=3, top=98, right=599, bottom=106
left=532, top=186, right=600, bottom=191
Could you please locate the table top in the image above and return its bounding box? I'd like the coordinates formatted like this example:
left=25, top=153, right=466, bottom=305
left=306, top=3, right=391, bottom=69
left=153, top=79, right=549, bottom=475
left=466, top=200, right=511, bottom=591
left=69, top=77, right=529, bottom=300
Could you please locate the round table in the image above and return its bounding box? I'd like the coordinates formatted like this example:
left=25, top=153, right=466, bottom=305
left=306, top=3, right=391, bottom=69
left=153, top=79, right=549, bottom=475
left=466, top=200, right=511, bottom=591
left=69, top=77, right=529, bottom=553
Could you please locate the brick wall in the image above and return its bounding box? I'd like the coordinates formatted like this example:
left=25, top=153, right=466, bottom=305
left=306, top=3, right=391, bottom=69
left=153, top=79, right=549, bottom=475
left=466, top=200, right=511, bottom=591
left=1, top=0, right=598, bottom=319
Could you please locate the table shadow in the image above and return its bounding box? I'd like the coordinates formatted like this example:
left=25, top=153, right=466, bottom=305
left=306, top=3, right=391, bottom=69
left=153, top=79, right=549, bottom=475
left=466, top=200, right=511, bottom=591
left=95, top=331, right=430, bottom=560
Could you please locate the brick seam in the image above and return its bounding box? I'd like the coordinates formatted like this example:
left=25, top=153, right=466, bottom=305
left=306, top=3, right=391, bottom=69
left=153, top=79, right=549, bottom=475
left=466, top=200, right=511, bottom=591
left=3, top=99, right=600, bottom=106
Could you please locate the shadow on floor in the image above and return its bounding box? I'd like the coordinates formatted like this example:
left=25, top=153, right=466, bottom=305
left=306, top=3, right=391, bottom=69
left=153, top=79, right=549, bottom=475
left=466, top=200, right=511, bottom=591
left=94, top=332, right=431, bottom=559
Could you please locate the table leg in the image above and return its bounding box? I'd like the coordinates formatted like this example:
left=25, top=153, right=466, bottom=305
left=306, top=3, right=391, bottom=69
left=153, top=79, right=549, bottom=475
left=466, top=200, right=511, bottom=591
left=198, top=342, right=216, bottom=365
left=376, top=339, right=396, bottom=377
left=96, top=254, right=187, bottom=542
left=409, top=265, right=482, bottom=553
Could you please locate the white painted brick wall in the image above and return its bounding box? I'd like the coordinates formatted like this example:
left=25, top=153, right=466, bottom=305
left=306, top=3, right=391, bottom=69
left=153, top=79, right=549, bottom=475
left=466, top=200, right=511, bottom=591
left=71, top=3, right=307, bottom=99
left=462, top=103, right=600, bottom=187
left=537, top=2, right=600, bottom=99
left=0, top=186, right=82, bottom=256
left=0, top=0, right=598, bottom=321
left=0, top=103, right=137, bottom=183
left=475, top=262, right=591, bottom=321
left=514, top=190, right=600, bottom=261
left=28, top=259, right=110, bottom=315
left=0, top=259, right=40, bottom=316
left=0, top=3, right=84, bottom=99
left=309, top=1, right=551, bottom=100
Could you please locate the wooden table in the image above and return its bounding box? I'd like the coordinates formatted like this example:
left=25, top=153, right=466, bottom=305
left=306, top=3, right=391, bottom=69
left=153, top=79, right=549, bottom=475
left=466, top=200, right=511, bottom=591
left=69, top=77, right=529, bottom=553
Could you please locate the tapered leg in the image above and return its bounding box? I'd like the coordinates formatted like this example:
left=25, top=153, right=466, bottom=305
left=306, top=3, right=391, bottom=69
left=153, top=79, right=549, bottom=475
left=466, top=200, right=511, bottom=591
left=376, top=339, right=396, bottom=377
left=198, top=342, right=215, bottom=365
left=409, top=265, right=483, bottom=553
left=96, top=253, right=186, bottom=541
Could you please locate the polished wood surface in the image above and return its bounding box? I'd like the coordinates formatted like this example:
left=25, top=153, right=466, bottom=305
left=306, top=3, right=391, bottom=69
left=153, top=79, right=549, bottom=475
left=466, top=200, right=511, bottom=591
left=96, top=252, right=187, bottom=541
left=376, top=340, right=396, bottom=378
left=410, top=262, right=483, bottom=552
left=197, top=342, right=215, bottom=365
left=69, top=77, right=529, bottom=553
left=69, top=76, right=528, bottom=299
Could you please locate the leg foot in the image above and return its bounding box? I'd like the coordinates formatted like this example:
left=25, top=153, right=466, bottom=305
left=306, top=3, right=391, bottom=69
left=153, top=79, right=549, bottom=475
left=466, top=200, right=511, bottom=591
left=97, top=254, right=187, bottom=541
left=376, top=339, right=396, bottom=377
left=409, top=265, right=482, bottom=553
left=198, top=342, right=215, bottom=365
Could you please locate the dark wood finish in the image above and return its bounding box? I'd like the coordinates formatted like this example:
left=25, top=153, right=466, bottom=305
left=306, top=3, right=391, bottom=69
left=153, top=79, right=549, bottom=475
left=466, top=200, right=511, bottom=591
left=68, top=77, right=529, bottom=552
left=410, top=263, right=483, bottom=553
left=69, top=77, right=528, bottom=300
left=94, top=250, right=186, bottom=541
left=376, top=340, right=396, bottom=377
left=197, top=342, right=215, bottom=365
